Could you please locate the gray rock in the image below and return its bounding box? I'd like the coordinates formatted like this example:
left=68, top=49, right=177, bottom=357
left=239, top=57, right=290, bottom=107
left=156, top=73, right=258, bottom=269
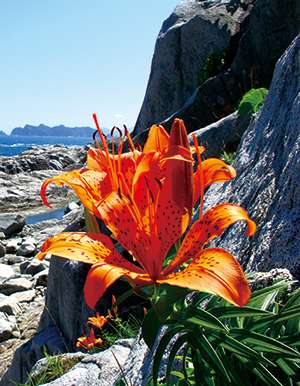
left=33, top=269, right=49, bottom=287
left=0, top=326, right=67, bottom=386
left=0, top=214, right=26, bottom=236
left=11, top=289, right=36, bottom=304
left=17, top=237, right=37, bottom=257
left=7, top=256, right=25, bottom=265
left=0, top=264, right=15, bottom=279
left=133, top=0, right=300, bottom=137
left=134, top=0, right=253, bottom=135
left=0, top=243, right=5, bottom=258
left=64, top=201, right=80, bottom=214
left=0, top=319, right=12, bottom=342
left=0, top=277, right=33, bottom=295
left=0, top=233, right=5, bottom=240
left=24, top=259, right=49, bottom=276
left=195, top=33, right=300, bottom=277
left=0, top=295, right=21, bottom=315
left=5, top=238, right=22, bottom=254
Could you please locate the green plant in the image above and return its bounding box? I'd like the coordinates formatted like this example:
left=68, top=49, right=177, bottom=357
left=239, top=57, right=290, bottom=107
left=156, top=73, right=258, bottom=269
left=220, top=150, right=236, bottom=165
left=197, top=51, right=227, bottom=87
left=141, top=279, right=300, bottom=386
left=13, top=349, right=82, bottom=386
left=238, top=88, right=268, bottom=115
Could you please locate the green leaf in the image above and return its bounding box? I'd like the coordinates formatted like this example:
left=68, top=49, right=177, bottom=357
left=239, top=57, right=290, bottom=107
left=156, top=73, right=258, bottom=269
left=152, top=326, right=185, bottom=386
left=210, top=331, right=274, bottom=366
left=165, top=334, right=188, bottom=386
left=190, top=347, right=214, bottom=386
left=238, top=88, right=268, bottom=115
left=115, top=380, right=126, bottom=386
left=158, top=284, right=192, bottom=307
left=209, top=306, right=271, bottom=319
left=230, top=329, right=300, bottom=358
left=236, top=354, right=283, bottom=386
left=142, top=307, right=163, bottom=351
left=276, top=357, right=300, bottom=382
left=183, top=305, right=227, bottom=331
left=84, top=207, right=101, bottom=233
left=187, top=329, right=230, bottom=382
left=112, top=288, right=134, bottom=311
left=247, top=305, right=300, bottom=331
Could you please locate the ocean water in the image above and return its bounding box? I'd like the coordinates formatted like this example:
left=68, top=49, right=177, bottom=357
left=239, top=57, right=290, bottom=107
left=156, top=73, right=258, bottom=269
left=0, top=135, right=93, bottom=157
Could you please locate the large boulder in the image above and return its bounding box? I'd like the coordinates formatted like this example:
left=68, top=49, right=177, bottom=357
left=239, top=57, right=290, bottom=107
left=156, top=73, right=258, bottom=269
left=196, top=33, right=300, bottom=277
left=0, top=214, right=26, bottom=236
left=133, top=0, right=300, bottom=137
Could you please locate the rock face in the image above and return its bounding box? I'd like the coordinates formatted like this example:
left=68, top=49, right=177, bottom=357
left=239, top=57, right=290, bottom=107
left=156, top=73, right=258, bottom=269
left=0, top=144, right=89, bottom=215
left=133, top=0, right=300, bottom=136
left=197, top=33, right=300, bottom=277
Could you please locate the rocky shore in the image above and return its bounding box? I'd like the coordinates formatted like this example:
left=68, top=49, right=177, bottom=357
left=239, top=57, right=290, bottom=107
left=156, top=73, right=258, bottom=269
left=0, top=143, right=89, bottom=215
left=0, top=143, right=89, bottom=379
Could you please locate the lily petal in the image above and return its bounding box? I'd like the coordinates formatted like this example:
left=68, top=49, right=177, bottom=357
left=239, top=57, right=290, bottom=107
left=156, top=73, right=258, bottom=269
left=36, top=232, right=144, bottom=274
left=193, top=159, right=237, bottom=207
left=163, top=203, right=256, bottom=275
left=143, top=124, right=169, bottom=154
left=40, top=169, right=112, bottom=217
left=160, top=247, right=250, bottom=307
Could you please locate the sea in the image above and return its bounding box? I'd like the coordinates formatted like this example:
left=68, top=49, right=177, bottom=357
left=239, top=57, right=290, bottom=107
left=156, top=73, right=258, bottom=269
left=0, top=135, right=94, bottom=223
left=0, top=135, right=94, bottom=157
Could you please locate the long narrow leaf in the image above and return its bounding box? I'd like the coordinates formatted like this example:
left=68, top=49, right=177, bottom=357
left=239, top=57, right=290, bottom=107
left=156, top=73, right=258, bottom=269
left=230, top=329, right=300, bottom=358
left=187, top=329, right=230, bottom=382
left=152, top=326, right=185, bottom=386
left=165, top=334, right=188, bottom=386
left=190, top=347, right=214, bottom=386
left=276, top=357, right=300, bottom=382
left=210, top=330, right=274, bottom=366
left=183, top=306, right=227, bottom=331
left=236, top=354, right=283, bottom=386
left=210, top=306, right=272, bottom=319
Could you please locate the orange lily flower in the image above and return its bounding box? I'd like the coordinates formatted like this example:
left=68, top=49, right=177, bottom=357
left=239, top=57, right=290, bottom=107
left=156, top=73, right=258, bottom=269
left=37, top=117, right=256, bottom=310
left=76, top=327, right=103, bottom=349
left=87, top=312, right=108, bottom=329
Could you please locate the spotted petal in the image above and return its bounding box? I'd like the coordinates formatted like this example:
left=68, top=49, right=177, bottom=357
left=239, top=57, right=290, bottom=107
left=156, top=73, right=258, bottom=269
left=163, top=203, right=256, bottom=275
left=160, top=247, right=250, bottom=307
left=36, top=232, right=144, bottom=275
left=40, top=169, right=112, bottom=217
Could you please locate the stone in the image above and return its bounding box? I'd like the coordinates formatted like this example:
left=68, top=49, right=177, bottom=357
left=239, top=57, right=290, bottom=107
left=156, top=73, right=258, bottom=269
left=0, top=214, right=26, bottom=236
left=0, top=326, right=67, bottom=386
left=0, top=319, right=12, bottom=343
left=33, top=269, right=49, bottom=287
left=17, top=237, right=37, bottom=257
left=64, top=201, right=80, bottom=214
left=0, top=264, right=15, bottom=279
left=133, top=0, right=300, bottom=137
left=5, top=238, right=22, bottom=254
left=194, top=33, right=300, bottom=277
left=7, top=256, right=25, bottom=265
left=0, top=243, right=5, bottom=258
left=0, top=233, right=5, bottom=240
left=24, top=258, right=48, bottom=276
left=133, top=0, right=254, bottom=135
left=0, top=295, right=21, bottom=316
left=0, top=277, right=33, bottom=295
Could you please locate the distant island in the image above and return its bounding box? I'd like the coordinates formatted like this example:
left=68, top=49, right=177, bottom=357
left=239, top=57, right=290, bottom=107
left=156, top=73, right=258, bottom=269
left=0, top=130, right=7, bottom=136
left=10, top=124, right=110, bottom=137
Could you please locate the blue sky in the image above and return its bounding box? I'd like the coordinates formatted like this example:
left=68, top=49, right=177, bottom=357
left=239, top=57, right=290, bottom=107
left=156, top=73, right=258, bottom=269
left=0, top=0, right=181, bottom=135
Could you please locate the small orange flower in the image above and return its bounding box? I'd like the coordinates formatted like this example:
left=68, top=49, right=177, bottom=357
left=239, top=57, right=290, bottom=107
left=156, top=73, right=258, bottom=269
left=87, top=312, right=108, bottom=329
left=76, top=327, right=103, bottom=350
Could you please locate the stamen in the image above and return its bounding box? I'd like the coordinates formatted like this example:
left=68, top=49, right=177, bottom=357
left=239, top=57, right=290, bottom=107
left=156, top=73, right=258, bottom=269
left=124, top=125, right=135, bottom=152
left=192, top=134, right=204, bottom=219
